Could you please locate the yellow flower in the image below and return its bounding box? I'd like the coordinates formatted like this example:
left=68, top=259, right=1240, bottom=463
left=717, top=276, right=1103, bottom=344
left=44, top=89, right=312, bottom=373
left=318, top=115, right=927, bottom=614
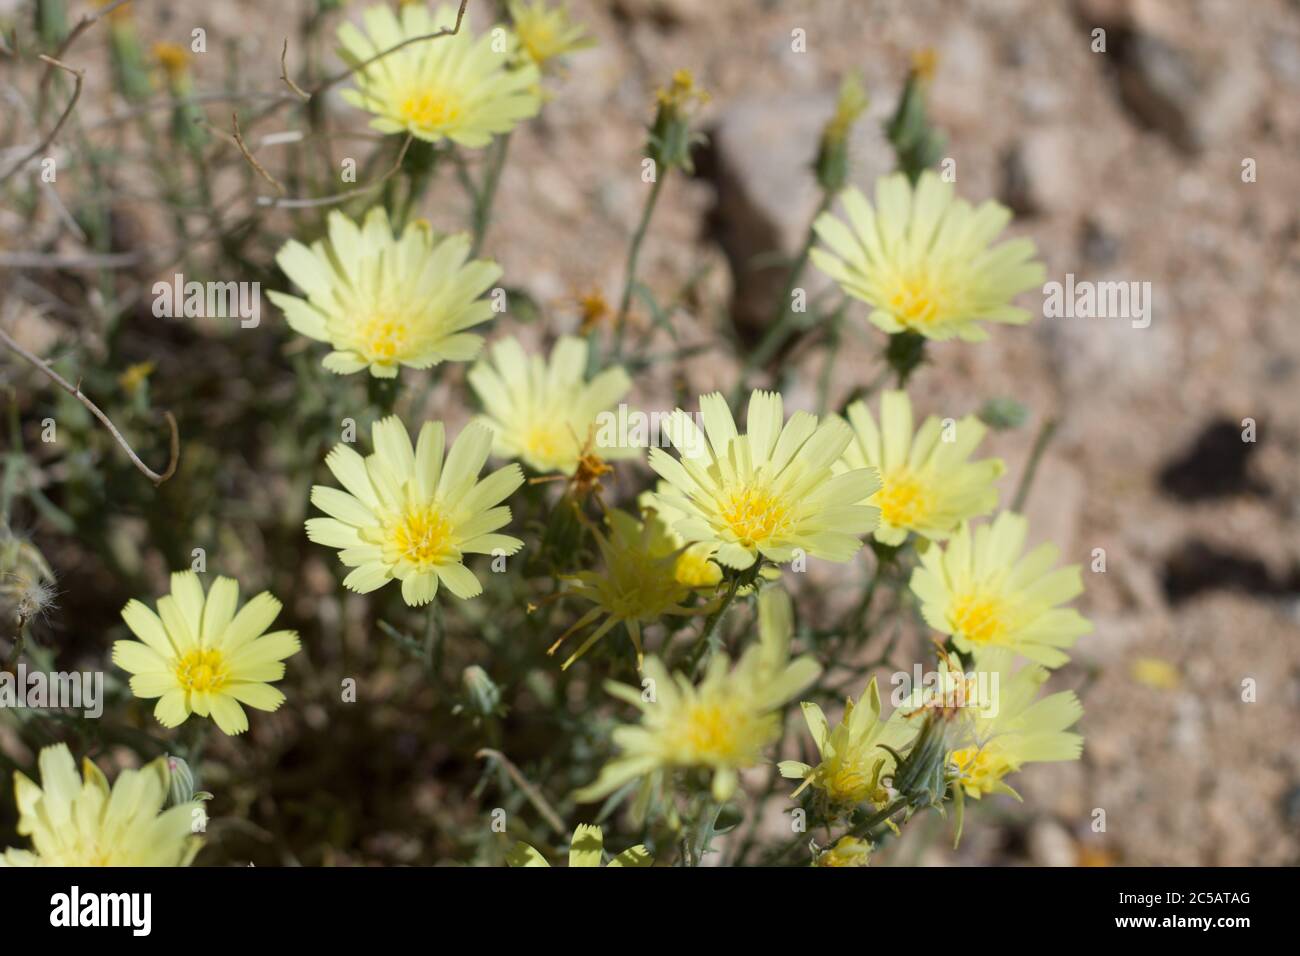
left=1131, top=656, right=1180, bottom=690
left=575, top=587, right=821, bottom=809
left=550, top=507, right=714, bottom=670
left=948, top=647, right=1083, bottom=800
left=909, top=512, right=1092, bottom=667
left=118, top=360, right=155, bottom=397
left=506, top=823, right=652, bottom=867
left=646, top=390, right=881, bottom=571
left=269, top=207, right=501, bottom=379
left=840, top=390, right=1003, bottom=545
left=778, top=677, right=914, bottom=813
left=815, top=835, right=873, bottom=867
left=823, top=72, right=869, bottom=148
left=507, top=0, right=593, bottom=69
left=810, top=170, right=1045, bottom=341
left=638, top=484, right=725, bottom=590
left=469, top=335, right=634, bottom=474
left=152, top=41, right=190, bottom=81
left=307, top=416, right=524, bottom=606
left=338, top=3, right=540, bottom=147
left=0, top=744, right=200, bottom=867
left=112, top=571, right=300, bottom=736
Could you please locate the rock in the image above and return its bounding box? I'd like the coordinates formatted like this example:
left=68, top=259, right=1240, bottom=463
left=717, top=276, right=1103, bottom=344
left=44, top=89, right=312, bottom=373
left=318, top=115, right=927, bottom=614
left=1103, top=24, right=1264, bottom=154
left=1028, top=818, right=1077, bottom=866
left=1000, top=127, right=1079, bottom=216
left=706, top=91, right=892, bottom=346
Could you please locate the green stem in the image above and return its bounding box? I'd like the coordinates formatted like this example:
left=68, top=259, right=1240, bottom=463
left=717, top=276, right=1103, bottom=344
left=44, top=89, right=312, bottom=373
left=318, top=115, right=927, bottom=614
left=612, top=174, right=665, bottom=360
left=743, top=194, right=833, bottom=375
left=469, top=132, right=511, bottom=257
left=685, top=574, right=742, bottom=678
left=1011, top=417, right=1058, bottom=512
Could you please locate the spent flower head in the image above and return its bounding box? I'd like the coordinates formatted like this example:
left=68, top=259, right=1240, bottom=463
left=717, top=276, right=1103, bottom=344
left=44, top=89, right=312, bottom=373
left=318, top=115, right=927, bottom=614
left=575, top=587, right=821, bottom=811
left=648, top=68, right=708, bottom=174
left=816, top=72, right=869, bottom=193
left=550, top=507, right=716, bottom=670
left=779, top=676, right=915, bottom=815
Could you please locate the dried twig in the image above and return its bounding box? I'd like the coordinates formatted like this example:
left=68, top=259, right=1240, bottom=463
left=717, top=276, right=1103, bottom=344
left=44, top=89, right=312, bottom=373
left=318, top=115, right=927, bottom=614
left=256, top=134, right=413, bottom=209
left=36, top=0, right=130, bottom=100
left=310, top=0, right=469, bottom=96
left=230, top=112, right=286, bottom=195
left=0, top=326, right=180, bottom=486
left=476, top=748, right=567, bottom=837
left=1, top=56, right=84, bottom=186
left=279, top=39, right=311, bottom=101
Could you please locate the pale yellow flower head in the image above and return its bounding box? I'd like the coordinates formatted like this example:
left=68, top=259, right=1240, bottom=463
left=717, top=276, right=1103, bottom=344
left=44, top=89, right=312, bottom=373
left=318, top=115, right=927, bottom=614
left=841, top=390, right=1003, bottom=546
left=270, top=207, right=501, bottom=379
left=639, top=484, right=725, bottom=590
left=506, top=823, right=652, bottom=867
left=811, top=170, right=1045, bottom=341
left=646, top=390, right=881, bottom=572
left=338, top=3, right=540, bottom=147
left=575, top=587, right=821, bottom=810
left=507, top=0, right=593, bottom=69
left=779, top=676, right=914, bottom=813
left=815, top=835, right=873, bottom=867
left=113, top=571, right=300, bottom=736
left=0, top=744, right=200, bottom=867
left=909, top=511, right=1092, bottom=667
left=307, top=416, right=524, bottom=607
left=551, top=508, right=714, bottom=670
left=469, top=335, right=634, bottom=474
left=946, top=647, right=1083, bottom=799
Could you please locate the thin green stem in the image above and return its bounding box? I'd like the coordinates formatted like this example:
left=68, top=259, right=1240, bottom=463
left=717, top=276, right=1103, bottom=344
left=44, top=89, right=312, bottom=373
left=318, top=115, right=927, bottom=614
left=612, top=174, right=665, bottom=360
left=1012, top=417, right=1058, bottom=512
left=469, top=132, right=511, bottom=257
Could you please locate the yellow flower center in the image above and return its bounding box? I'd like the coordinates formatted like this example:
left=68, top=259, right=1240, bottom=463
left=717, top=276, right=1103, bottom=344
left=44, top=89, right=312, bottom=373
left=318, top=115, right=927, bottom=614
left=175, top=647, right=228, bottom=693
left=519, top=22, right=556, bottom=62
left=887, top=270, right=950, bottom=327
left=673, top=546, right=722, bottom=589
left=719, top=484, right=790, bottom=546
left=387, top=504, right=454, bottom=569
left=951, top=746, right=1018, bottom=794
left=357, top=312, right=411, bottom=363
left=823, top=761, right=877, bottom=805
left=673, top=698, right=769, bottom=765
left=949, top=590, right=1010, bottom=645
left=523, top=422, right=573, bottom=469
left=399, top=88, right=464, bottom=129
left=874, top=470, right=934, bottom=528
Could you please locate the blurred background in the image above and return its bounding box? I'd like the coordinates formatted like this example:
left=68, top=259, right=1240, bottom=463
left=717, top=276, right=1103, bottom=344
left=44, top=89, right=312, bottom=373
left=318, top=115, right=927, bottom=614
left=2, top=0, right=1299, bottom=865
